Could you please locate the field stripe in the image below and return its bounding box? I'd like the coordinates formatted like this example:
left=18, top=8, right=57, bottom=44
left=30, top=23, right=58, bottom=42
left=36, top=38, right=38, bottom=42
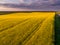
left=10, top=18, right=40, bottom=45
left=0, top=18, right=30, bottom=32
left=24, top=15, right=54, bottom=45
left=0, top=18, right=42, bottom=45
left=0, top=12, right=55, bottom=45
left=22, top=18, right=47, bottom=45
left=10, top=17, right=47, bottom=45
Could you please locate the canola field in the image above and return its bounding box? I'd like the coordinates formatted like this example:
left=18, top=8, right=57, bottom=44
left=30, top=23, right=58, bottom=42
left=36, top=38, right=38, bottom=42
left=0, top=12, right=55, bottom=45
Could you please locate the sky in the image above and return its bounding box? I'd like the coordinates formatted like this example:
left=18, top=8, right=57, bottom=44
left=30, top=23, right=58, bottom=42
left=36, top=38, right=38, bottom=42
left=0, top=0, right=20, bottom=4
left=0, top=0, right=60, bottom=4
left=0, top=0, right=52, bottom=4
left=0, top=0, right=60, bottom=11
left=0, top=0, right=40, bottom=4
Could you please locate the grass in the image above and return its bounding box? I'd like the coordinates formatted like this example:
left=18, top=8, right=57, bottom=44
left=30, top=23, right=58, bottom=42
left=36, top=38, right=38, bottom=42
left=0, top=12, right=55, bottom=45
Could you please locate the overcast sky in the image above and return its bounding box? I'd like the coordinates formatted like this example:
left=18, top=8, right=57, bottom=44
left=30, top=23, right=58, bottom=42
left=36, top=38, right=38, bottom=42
left=0, top=0, right=20, bottom=3
left=0, top=0, right=41, bottom=4
left=0, top=0, right=52, bottom=3
left=0, top=0, right=60, bottom=11
left=0, top=0, right=59, bottom=4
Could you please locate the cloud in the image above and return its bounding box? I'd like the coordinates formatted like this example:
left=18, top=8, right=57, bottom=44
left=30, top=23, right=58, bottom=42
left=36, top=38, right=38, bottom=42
left=19, top=0, right=40, bottom=5
left=0, top=0, right=60, bottom=11
left=0, top=0, right=20, bottom=4
left=0, top=0, right=60, bottom=5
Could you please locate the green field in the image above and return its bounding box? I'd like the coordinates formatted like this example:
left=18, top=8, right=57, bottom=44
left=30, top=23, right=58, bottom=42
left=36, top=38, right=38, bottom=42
left=0, top=12, right=55, bottom=45
left=55, top=14, right=60, bottom=45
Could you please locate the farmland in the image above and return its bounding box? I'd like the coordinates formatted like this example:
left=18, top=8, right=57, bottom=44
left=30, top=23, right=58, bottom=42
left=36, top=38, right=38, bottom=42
left=0, top=12, right=55, bottom=45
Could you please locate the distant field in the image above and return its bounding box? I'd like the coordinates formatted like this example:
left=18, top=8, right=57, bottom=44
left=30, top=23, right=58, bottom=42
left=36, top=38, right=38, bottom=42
left=0, top=12, right=55, bottom=45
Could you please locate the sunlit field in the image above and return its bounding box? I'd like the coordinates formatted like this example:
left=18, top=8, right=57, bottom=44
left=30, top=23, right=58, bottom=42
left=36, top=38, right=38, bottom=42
left=0, top=12, right=55, bottom=45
